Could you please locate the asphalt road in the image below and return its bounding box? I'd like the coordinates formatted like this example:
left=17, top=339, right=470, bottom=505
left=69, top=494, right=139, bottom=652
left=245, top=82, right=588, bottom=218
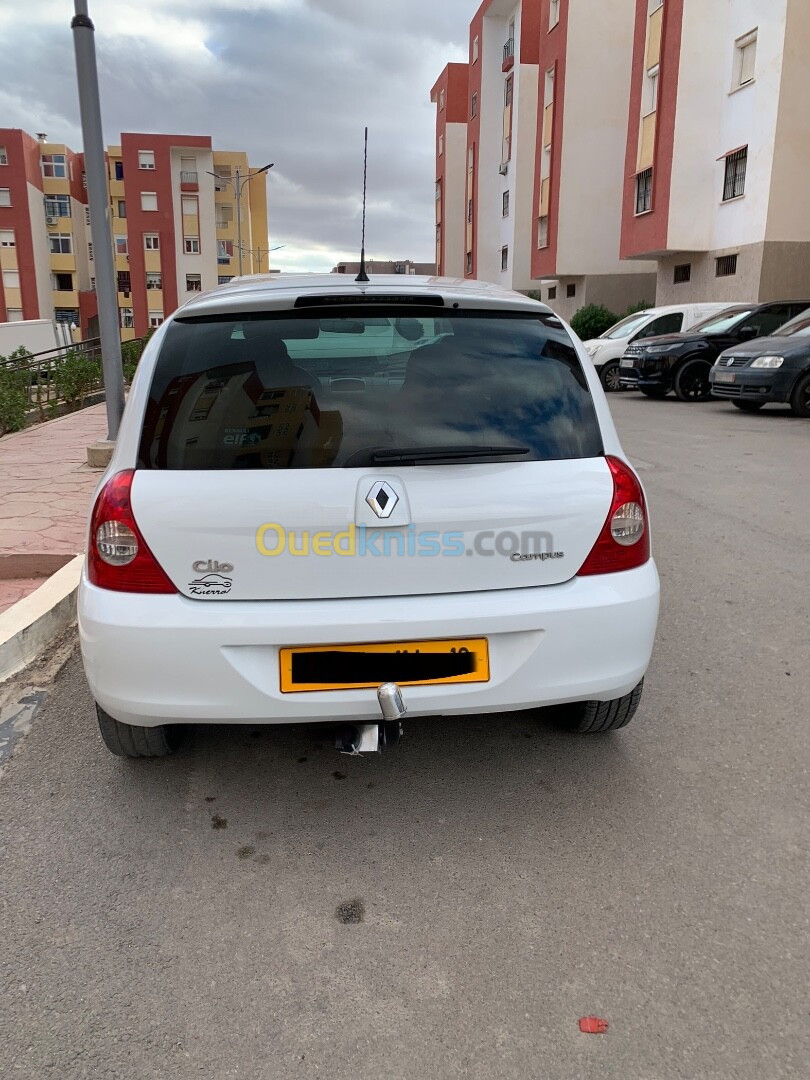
left=2, top=395, right=808, bottom=1080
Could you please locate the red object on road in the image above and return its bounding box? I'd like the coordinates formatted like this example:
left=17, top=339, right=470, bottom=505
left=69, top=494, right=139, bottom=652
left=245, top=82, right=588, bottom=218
left=579, top=1017, right=609, bottom=1034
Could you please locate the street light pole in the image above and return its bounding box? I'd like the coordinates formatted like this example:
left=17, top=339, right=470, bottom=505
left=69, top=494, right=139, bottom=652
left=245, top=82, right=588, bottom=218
left=71, top=0, right=125, bottom=441
left=209, top=163, right=273, bottom=278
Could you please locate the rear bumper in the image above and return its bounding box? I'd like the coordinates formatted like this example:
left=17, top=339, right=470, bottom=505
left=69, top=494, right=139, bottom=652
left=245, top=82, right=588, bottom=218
left=78, top=562, right=660, bottom=727
left=710, top=369, right=792, bottom=403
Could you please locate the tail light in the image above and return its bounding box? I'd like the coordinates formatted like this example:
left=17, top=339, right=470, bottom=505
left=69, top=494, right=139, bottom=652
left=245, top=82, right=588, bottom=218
left=88, top=470, right=177, bottom=593
left=577, top=456, right=650, bottom=576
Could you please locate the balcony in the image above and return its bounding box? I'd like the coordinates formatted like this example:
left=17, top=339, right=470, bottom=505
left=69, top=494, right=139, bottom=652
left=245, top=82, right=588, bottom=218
left=502, top=37, right=515, bottom=72
left=217, top=256, right=231, bottom=265
left=180, top=170, right=199, bottom=191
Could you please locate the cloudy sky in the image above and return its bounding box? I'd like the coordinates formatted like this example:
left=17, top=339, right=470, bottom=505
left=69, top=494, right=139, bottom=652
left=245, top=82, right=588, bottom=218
left=1, top=0, right=473, bottom=271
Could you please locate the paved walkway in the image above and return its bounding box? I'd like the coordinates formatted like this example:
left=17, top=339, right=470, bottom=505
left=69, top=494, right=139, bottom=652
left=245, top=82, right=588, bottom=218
left=0, top=405, right=107, bottom=614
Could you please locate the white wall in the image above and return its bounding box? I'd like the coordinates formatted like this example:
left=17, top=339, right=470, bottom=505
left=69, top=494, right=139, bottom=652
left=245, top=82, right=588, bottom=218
left=477, top=8, right=512, bottom=284
left=27, top=184, right=53, bottom=320
left=557, top=0, right=656, bottom=277
left=510, top=60, right=539, bottom=290
left=668, top=0, right=787, bottom=252
left=170, top=148, right=218, bottom=305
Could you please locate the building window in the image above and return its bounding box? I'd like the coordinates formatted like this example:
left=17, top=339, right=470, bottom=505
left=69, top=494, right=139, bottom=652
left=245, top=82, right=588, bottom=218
left=117, top=271, right=131, bottom=294
left=51, top=272, right=73, bottom=291
left=723, top=147, right=747, bottom=201
left=435, top=180, right=442, bottom=204
left=185, top=237, right=200, bottom=254
left=213, top=165, right=232, bottom=192
left=41, top=154, right=67, bottom=178
left=144, top=233, right=160, bottom=251
left=550, top=0, right=560, bottom=29
left=55, top=308, right=78, bottom=325
left=7, top=308, right=23, bottom=322
left=140, top=192, right=158, bottom=211
left=120, top=309, right=134, bottom=329
left=90, top=277, right=96, bottom=291
left=438, top=134, right=444, bottom=157
left=45, top=195, right=70, bottom=218
left=505, top=75, right=513, bottom=107
left=218, top=275, right=233, bottom=285
left=181, top=195, right=198, bottom=216
left=734, top=30, right=757, bottom=89
left=471, top=91, right=477, bottom=118
left=472, top=35, right=479, bottom=62
left=84, top=206, right=91, bottom=226
left=567, top=283, right=576, bottom=299
left=146, top=271, right=162, bottom=290
left=2, top=270, right=20, bottom=290
left=644, top=64, right=659, bottom=115
left=502, top=190, right=510, bottom=217
left=635, top=168, right=653, bottom=214
left=0, top=188, right=11, bottom=207
left=466, top=251, right=473, bottom=276
left=501, top=246, right=509, bottom=271
left=115, top=235, right=129, bottom=255
left=138, top=150, right=156, bottom=170
left=0, top=229, right=15, bottom=248
left=467, top=198, right=473, bottom=224
left=0, top=146, right=7, bottom=166
left=148, top=311, right=164, bottom=328
left=186, top=274, right=202, bottom=292
left=538, top=215, right=549, bottom=249
left=215, top=204, right=234, bottom=229
left=88, top=242, right=93, bottom=261
left=114, top=160, right=124, bottom=181
left=716, top=254, right=738, bottom=278
left=674, top=263, right=691, bottom=284
left=48, top=233, right=72, bottom=254
left=548, top=286, right=557, bottom=300
left=117, top=199, right=126, bottom=219
left=217, top=239, right=233, bottom=261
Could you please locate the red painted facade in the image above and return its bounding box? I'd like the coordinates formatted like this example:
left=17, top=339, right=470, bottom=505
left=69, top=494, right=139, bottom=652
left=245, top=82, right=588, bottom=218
left=431, top=64, right=469, bottom=275
left=530, top=0, right=569, bottom=280
left=121, top=133, right=211, bottom=338
left=0, top=129, right=44, bottom=321
left=620, top=0, right=684, bottom=259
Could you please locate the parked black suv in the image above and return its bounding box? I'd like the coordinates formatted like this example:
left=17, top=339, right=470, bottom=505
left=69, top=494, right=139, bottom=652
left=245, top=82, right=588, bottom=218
left=710, top=309, right=810, bottom=417
left=619, top=301, right=810, bottom=401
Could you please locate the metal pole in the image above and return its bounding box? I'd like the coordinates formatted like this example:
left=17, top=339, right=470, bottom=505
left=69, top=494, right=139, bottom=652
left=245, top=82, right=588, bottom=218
left=235, top=168, right=244, bottom=277
left=71, top=0, right=125, bottom=441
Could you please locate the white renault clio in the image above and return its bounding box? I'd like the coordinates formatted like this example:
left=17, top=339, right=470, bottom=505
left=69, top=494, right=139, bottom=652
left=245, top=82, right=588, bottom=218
left=79, top=275, right=659, bottom=757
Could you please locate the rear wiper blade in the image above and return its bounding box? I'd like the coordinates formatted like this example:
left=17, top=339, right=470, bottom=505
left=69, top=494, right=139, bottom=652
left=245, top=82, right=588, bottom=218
left=368, top=445, right=531, bottom=465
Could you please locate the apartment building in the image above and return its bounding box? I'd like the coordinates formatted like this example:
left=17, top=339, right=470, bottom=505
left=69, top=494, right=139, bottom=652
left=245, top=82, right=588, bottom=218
left=331, top=259, right=435, bottom=276
left=0, top=129, right=268, bottom=342
left=622, top=0, right=810, bottom=305
left=430, top=63, right=470, bottom=277
left=531, top=0, right=657, bottom=318
left=431, top=0, right=656, bottom=317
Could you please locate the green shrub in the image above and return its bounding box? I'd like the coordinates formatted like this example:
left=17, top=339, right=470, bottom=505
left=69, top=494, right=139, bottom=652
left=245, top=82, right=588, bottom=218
left=0, top=366, right=27, bottom=436
left=56, top=349, right=102, bottom=407
left=570, top=304, right=619, bottom=341
left=121, top=328, right=154, bottom=383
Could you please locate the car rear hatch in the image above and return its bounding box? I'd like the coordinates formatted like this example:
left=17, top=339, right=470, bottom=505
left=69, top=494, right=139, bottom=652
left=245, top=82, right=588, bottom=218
left=130, top=305, right=613, bottom=600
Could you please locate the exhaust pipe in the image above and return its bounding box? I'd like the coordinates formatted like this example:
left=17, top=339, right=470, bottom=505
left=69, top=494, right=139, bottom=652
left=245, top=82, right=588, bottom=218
left=335, top=682, right=406, bottom=755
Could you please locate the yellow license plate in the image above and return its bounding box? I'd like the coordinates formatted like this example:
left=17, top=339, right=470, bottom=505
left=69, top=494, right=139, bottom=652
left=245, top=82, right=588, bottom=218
left=279, top=638, right=490, bottom=693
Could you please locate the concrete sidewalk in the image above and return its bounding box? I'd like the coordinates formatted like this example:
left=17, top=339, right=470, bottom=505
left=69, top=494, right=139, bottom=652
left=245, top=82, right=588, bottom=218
left=0, top=405, right=106, bottom=614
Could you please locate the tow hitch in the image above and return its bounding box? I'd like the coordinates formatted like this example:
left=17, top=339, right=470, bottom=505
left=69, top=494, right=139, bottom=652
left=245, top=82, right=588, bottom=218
left=335, top=682, right=406, bottom=755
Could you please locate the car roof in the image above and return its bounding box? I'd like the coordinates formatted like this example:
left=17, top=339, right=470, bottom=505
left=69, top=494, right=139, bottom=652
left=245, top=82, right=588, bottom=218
left=174, top=274, right=552, bottom=318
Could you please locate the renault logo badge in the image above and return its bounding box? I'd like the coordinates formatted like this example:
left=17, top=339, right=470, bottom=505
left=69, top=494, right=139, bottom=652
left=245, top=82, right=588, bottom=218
left=366, top=482, right=399, bottom=519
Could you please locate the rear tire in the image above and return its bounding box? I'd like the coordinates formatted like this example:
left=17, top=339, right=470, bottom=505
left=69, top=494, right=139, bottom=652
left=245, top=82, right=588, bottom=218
left=789, top=372, right=810, bottom=418
left=599, top=361, right=623, bottom=393
left=640, top=386, right=668, bottom=399
left=96, top=704, right=181, bottom=758
left=674, top=358, right=713, bottom=401
left=555, top=680, right=644, bottom=734
left=732, top=400, right=765, bottom=413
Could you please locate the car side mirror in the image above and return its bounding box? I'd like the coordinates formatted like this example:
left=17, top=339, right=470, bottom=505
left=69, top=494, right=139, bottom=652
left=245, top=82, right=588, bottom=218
left=739, top=326, right=759, bottom=340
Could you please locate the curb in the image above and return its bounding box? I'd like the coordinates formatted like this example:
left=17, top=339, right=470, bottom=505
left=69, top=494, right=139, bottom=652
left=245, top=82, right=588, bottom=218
left=0, top=556, right=83, bottom=684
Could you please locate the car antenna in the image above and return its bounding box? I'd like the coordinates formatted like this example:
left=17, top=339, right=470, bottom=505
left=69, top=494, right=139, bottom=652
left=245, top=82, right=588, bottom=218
left=356, top=127, right=370, bottom=283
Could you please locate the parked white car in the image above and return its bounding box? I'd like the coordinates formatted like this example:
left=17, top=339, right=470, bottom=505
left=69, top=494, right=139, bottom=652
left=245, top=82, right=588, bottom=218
left=583, top=303, right=734, bottom=392
left=79, top=275, right=660, bottom=758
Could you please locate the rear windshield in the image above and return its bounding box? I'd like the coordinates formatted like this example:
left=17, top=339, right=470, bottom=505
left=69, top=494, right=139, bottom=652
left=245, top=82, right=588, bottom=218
left=137, top=308, right=603, bottom=470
